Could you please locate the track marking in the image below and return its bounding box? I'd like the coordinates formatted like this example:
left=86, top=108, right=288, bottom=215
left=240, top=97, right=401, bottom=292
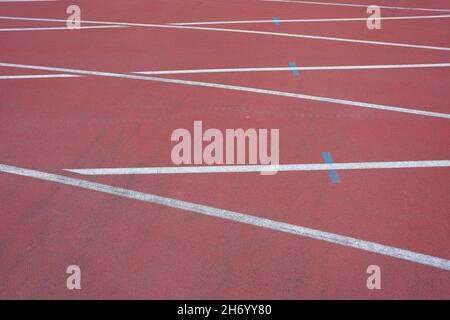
left=65, top=160, right=450, bottom=175
left=0, top=163, right=449, bottom=271
left=261, top=0, right=450, bottom=13
left=0, top=74, right=80, bottom=79
left=0, top=25, right=127, bottom=32
left=172, top=15, right=450, bottom=26
left=289, top=61, right=300, bottom=76
left=134, top=63, right=450, bottom=75
left=4, top=63, right=449, bottom=78
left=1, top=15, right=449, bottom=51
left=1, top=61, right=449, bottom=119
left=322, top=152, right=341, bottom=183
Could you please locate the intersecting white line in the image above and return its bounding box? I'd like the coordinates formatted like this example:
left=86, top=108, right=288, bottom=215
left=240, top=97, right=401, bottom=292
left=65, top=160, right=450, bottom=175
left=171, top=14, right=450, bottom=26
left=134, top=62, right=450, bottom=75
left=0, top=74, right=81, bottom=79
left=0, top=25, right=127, bottom=32
left=1, top=61, right=449, bottom=119
left=3, top=63, right=449, bottom=78
left=1, top=163, right=449, bottom=271
left=0, top=15, right=449, bottom=51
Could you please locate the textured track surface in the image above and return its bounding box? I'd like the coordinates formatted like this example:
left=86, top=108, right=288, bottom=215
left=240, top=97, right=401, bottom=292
left=0, top=0, right=449, bottom=299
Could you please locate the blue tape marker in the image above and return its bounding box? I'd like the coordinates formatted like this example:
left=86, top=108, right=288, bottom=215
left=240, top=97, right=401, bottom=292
left=273, top=17, right=280, bottom=26
left=322, top=152, right=341, bottom=184
left=289, top=61, right=300, bottom=76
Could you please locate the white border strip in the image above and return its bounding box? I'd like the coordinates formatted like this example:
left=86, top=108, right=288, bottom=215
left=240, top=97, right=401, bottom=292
left=261, top=0, right=450, bottom=13
left=1, top=61, right=449, bottom=119
left=65, top=160, right=450, bottom=175
left=1, top=163, right=449, bottom=271
left=135, top=63, right=450, bottom=75
left=0, top=15, right=449, bottom=51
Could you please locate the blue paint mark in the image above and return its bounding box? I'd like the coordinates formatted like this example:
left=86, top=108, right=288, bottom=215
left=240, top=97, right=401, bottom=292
left=289, top=61, right=300, bottom=76
left=273, top=17, right=280, bottom=26
left=322, top=151, right=341, bottom=184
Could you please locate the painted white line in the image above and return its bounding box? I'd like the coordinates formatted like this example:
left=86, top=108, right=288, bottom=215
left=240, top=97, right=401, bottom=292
left=172, top=14, right=450, bottom=26
left=178, top=26, right=450, bottom=52
left=261, top=0, right=450, bottom=13
left=0, top=15, right=449, bottom=52
left=0, top=25, right=127, bottom=32
left=1, top=163, right=449, bottom=271
left=4, top=63, right=448, bottom=80
left=0, top=74, right=81, bottom=79
left=135, top=63, right=450, bottom=75
left=65, top=160, right=450, bottom=176
left=1, top=61, right=449, bottom=119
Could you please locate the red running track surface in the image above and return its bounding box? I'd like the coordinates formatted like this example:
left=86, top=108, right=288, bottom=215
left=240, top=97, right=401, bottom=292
left=0, top=0, right=449, bottom=299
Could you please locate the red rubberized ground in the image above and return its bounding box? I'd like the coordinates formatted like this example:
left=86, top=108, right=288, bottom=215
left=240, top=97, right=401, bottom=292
left=0, top=0, right=449, bottom=299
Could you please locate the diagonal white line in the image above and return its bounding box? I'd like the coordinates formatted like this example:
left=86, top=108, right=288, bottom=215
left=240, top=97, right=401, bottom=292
left=0, top=15, right=449, bottom=51
left=65, top=160, right=450, bottom=175
left=0, top=25, right=127, bottom=32
left=1, top=61, right=449, bottom=119
left=4, top=63, right=449, bottom=78
left=1, top=163, right=449, bottom=271
left=134, top=63, right=450, bottom=75
left=171, top=14, right=450, bottom=26
left=0, top=74, right=81, bottom=79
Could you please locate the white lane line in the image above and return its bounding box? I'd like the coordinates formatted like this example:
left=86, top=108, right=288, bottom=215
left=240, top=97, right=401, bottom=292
left=261, top=0, right=450, bottom=13
left=1, top=163, right=449, bottom=271
left=1, top=61, right=449, bottom=120
left=0, top=25, right=127, bottom=32
left=0, top=74, right=80, bottom=79
left=171, top=14, right=450, bottom=26
left=177, top=26, right=450, bottom=52
left=3, top=63, right=448, bottom=79
left=0, top=15, right=449, bottom=52
left=135, top=63, right=450, bottom=75
left=65, top=160, right=450, bottom=176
